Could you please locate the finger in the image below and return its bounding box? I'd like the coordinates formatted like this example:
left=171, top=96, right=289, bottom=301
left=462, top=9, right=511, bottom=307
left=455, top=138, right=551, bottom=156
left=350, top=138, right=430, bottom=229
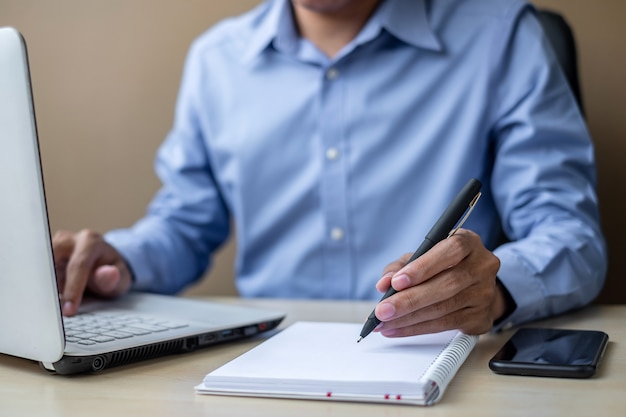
left=51, top=230, right=77, bottom=292
left=55, top=262, right=67, bottom=295
left=375, top=267, right=473, bottom=322
left=389, top=231, right=473, bottom=291
left=61, top=230, right=102, bottom=315
left=377, top=231, right=500, bottom=336
left=380, top=304, right=493, bottom=337
left=378, top=268, right=499, bottom=336
left=375, top=252, right=415, bottom=293
left=375, top=272, right=394, bottom=293
left=378, top=276, right=483, bottom=328
left=89, top=265, right=122, bottom=294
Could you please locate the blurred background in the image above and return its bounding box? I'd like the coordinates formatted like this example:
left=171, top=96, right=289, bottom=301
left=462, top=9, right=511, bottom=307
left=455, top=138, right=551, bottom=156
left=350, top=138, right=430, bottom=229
left=1, top=0, right=624, bottom=302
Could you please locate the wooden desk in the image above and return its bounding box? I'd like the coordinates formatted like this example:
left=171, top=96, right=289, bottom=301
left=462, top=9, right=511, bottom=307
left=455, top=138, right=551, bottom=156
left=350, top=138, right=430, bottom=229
left=0, top=299, right=624, bottom=416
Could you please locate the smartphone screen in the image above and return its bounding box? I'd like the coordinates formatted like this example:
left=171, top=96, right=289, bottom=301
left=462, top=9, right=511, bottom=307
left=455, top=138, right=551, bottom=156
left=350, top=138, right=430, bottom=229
left=489, top=327, right=609, bottom=378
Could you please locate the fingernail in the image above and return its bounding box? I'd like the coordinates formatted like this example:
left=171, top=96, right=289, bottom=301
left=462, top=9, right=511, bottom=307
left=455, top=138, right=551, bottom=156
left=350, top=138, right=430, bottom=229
left=391, top=274, right=410, bottom=290
left=62, top=301, right=73, bottom=315
left=377, top=302, right=396, bottom=321
left=373, top=323, right=384, bottom=332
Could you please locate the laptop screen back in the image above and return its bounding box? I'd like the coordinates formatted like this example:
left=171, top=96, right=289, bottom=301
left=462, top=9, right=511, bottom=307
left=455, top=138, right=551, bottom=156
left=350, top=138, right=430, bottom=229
left=0, top=27, right=65, bottom=362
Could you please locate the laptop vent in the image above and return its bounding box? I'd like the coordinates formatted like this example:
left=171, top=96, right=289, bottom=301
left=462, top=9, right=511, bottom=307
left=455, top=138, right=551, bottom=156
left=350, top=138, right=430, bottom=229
left=107, top=340, right=185, bottom=368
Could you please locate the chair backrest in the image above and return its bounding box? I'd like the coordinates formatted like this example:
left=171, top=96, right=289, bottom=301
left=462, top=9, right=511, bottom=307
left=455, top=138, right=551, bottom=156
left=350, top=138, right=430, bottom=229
left=536, top=9, right=584, bottom=115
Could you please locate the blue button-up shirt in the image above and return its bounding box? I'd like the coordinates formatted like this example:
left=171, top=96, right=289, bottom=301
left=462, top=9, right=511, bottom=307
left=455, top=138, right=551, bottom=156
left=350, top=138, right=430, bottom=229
left=106, top=0, right=606, bottom=329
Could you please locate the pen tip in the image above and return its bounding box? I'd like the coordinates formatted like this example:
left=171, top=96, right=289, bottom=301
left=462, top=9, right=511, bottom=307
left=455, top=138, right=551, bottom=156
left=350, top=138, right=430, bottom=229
left=357, top=337, right=362, bottom=343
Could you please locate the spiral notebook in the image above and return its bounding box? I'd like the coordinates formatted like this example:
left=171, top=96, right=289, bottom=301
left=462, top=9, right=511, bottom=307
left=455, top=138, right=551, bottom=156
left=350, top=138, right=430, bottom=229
left=195, top=321, right=477, bottom=406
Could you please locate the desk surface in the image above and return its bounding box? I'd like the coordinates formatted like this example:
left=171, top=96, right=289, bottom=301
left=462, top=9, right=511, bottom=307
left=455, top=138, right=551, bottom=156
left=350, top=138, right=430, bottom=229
left=1, top=298, right=624, bottom=417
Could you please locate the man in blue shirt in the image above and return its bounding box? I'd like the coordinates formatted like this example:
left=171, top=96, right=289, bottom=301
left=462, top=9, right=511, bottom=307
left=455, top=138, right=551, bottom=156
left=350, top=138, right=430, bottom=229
left=53, top=0, right=606, bottom=336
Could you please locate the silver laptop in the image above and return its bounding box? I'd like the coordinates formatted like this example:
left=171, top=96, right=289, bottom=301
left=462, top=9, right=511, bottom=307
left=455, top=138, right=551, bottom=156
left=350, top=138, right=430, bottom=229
left=0, top=27, right=284, bottom=375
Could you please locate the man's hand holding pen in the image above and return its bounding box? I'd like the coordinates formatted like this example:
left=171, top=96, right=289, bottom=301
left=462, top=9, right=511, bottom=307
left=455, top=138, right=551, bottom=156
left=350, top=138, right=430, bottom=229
left=357, top=179, right=510, bottom=341
left=373, top=229, right=504, bottom=337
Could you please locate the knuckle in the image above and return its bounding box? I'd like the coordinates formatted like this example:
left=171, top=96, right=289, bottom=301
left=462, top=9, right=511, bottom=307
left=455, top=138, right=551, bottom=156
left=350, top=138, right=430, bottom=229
left=52, top=229, right=66, bottom=239
left=404, top=291, right=421, bottom=311
left=458, top=228, right=480, bottom=241
left=446, top=234, right=471, bottom=259
left=448, top=234, right=466, bottom=252
left=437, top=299, right=455, bottom=318
left=76, top=228, right=101, bottom=242
left=405, top=256, right=428, bottom=279
left=52, top=229, right=73, bottom=244
left=443, top=273, right=466, bottom=296
left=426, top=298, right=455, bottom=321
left=490, top=254, right=501, bottom=273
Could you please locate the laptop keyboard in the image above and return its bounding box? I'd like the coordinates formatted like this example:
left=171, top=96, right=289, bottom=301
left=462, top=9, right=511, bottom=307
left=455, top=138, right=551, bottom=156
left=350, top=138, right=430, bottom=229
left=63, top=312, right=189, bottom=346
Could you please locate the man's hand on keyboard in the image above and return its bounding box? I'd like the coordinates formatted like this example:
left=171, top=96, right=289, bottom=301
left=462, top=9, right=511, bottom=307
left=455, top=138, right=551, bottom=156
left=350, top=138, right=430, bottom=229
left=52, top=229, right=132, bottom=316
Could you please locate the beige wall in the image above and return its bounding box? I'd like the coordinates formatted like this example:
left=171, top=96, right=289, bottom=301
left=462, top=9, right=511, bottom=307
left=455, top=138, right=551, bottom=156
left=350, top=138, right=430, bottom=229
left=1, top=1, right=625, bottom=302
left=0, top=0, right=257, bottom=297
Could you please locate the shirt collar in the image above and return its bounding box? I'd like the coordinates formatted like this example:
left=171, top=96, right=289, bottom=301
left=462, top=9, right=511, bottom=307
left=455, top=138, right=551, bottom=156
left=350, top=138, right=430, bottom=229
left=242, top=0, right=289, bottom=63
left=378, top=0, right=442, bottom=51
left=242, top=0, right=442, bottom=62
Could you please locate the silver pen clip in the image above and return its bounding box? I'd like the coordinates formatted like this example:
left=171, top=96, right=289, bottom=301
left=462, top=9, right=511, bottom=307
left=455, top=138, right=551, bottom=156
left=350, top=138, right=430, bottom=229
left=447, top=192, right=481, bottom=238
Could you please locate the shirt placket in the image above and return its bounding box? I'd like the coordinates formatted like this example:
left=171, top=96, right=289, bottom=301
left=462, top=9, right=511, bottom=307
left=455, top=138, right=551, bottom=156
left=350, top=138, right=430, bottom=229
left=318, top=64, right=353, bottom=298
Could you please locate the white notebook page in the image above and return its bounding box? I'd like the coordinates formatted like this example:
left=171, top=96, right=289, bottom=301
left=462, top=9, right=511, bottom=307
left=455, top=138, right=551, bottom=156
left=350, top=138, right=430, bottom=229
left=197, top=321, right=476, bottom=404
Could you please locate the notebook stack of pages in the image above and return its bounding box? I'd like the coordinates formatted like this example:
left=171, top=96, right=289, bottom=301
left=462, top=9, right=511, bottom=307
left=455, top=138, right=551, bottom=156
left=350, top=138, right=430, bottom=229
left=195, top=321, right=477, bottom=406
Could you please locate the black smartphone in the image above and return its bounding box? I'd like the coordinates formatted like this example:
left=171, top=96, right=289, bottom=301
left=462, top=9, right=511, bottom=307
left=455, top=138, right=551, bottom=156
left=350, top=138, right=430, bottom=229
left=489, top=327, right=609, bottom=378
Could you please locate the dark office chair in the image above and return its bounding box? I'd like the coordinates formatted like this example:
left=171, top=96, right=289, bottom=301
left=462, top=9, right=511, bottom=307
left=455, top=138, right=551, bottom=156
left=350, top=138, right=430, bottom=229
left=536, top=9, right=584, bottom=115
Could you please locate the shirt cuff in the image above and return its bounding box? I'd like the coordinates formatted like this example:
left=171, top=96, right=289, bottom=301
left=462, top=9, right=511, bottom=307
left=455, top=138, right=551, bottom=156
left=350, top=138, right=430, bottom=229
left=491, top=247, right=546, bottom=332
left=104, top=229, right=154, bottom=292
left=493, top=276, right=517, bottom=327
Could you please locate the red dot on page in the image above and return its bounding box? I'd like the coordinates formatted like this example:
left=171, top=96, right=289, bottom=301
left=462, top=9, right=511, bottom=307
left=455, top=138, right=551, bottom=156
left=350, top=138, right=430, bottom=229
left=326, top=392, right=332, bottom=397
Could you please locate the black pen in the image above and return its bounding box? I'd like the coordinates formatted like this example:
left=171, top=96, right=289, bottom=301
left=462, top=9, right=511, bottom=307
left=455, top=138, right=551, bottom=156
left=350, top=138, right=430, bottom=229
left=357, top=178, right=482, bottom=342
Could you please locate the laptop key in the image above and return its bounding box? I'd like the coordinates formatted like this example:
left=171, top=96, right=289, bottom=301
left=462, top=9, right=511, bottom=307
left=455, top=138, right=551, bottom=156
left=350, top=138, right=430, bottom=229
left=89, top=335, right=116, bottom=343
left=76, top=332, right=99, bottom=339
left=64, top=312, right=190, bottom=346
left=127, top=323, right=169, bottom=332
left=121, top=327, right=152, bottom=336
left=102, top=330, right=134, bottom=339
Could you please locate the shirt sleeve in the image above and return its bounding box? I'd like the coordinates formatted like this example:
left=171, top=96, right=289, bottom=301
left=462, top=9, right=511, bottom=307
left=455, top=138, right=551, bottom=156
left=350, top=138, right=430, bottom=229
left=104, top=40, right=231, bottom=294
left=489, top=5, right=606, bottom=330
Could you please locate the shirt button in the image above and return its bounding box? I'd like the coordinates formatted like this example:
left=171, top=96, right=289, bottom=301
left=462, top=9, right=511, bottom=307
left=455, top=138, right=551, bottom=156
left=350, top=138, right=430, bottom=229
left=330, top=227, right=344, bottom=241
left=326, top=67, right=340, bottom=80
left=325, top=147, right=340, bottom=160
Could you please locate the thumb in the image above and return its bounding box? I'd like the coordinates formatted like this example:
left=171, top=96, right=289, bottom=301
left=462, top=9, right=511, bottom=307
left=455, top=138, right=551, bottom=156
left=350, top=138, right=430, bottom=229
left=90, top=265, right=122, bottom=296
